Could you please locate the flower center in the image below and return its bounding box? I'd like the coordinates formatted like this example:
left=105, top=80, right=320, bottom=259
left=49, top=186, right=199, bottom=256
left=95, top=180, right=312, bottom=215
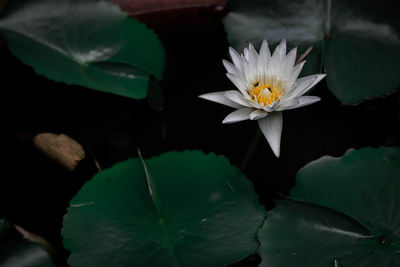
left=249, top=82, right=283, bottom=106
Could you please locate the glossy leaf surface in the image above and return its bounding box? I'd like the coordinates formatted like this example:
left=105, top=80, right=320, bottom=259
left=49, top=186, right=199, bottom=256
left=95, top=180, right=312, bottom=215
left=0, top=0, right=165, bottom=99
left=291, top=147, right=400, bottom=242
left=63, top=151, right=266, bottom=267
left=258, top=147, right=400, bottom=266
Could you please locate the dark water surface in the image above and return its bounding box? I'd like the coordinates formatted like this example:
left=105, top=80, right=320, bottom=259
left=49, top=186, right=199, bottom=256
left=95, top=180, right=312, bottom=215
left=2, top=15, right=400, bottom=266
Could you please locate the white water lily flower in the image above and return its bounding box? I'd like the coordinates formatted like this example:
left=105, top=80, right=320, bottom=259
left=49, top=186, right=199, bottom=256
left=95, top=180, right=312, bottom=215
left=199, top=39, right=326, bottom=157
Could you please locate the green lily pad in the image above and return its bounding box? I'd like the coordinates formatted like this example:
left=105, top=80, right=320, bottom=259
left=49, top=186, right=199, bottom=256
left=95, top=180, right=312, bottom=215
left=0, top=219, right=55, bottom=267
left=0, top=0, right=165, bottom=99
left=62, top=151, right=266, bottom=267
left=257, top=147, right=400, bottom=266
left=223, top=0, right=400, bottom=104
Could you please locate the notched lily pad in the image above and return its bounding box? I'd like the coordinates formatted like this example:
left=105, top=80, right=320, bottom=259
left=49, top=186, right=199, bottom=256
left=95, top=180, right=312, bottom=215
left=0, top=0, right=165, bottom=99
left=223, top=0, right=400, bottom=104
left=258, top=147, right=400, bottom=267
left=62, top=151, right=266, bottom=267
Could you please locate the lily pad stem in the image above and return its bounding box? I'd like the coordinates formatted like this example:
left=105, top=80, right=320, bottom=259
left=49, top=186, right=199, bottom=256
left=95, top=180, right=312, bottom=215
left=240, top=128, right=262, bottom=172
left=296, top=46, right=314, bottom=65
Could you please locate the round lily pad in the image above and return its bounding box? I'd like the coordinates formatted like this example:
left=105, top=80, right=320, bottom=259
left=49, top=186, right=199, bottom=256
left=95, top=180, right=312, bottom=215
left=258, top=147, right=400, bottom=267
left=62, top=151, right=266, bottom=267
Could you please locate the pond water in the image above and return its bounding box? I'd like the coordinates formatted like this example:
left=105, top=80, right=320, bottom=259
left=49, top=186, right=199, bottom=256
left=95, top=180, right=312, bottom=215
left=2, top=10, right=400, bottom=267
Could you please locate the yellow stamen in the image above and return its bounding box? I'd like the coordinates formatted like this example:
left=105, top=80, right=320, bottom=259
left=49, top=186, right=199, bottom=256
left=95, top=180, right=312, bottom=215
left=249, top=82, right=283, bottom=106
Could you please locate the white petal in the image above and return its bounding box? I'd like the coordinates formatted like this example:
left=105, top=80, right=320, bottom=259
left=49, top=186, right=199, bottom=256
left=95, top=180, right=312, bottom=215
left=247, top=44, right=258, bottom=82
left=276, top=98, right=299, bottom=111
left=279, top=96, right=321, bottom=111
left=199, top=91, right=243, bottom=109
left=249, top=109, right=269, bottom=120
left=222, top=59, right=238, bottom=75
left=265, top=101, right=279, bottom=111
left=268, top=47, right=281, bottom=77
left=287, top=60, right=306, bottom=89
left=285, top=74, right=326, bottom=99
left=229, top=47, right=244, bottom=71
left=246, top=99, right=274, bottom=112
left=248, top=43, right=258, bottom=62
left=262, top=105, right=274, bottom=112
left=224, top=90, right=252, bottom=107
left=243, top=47, right=249, bottom=61
left=275, top=39, right=287, bottom=61
left=288, top=75, right=316, bottom=96
left=286, top=47, right=297, bottom=68
left=241, top=55, right=255, bottom=84
left=259, top=40, right=271, bottom=59
left=222, top=108, right=253, bottom=124
left=226, top=73, right=248, bottom=95
left=269, top=40, right=286, bottom=78
left=280, top=47, right=297, bottom=81
left=248, top=100, right=264, bottom=109
left=258, top=40, right=271, bottom=81
left=258, top=112, right=283, bottom=158
left=305, top=74, right=326, bottom=91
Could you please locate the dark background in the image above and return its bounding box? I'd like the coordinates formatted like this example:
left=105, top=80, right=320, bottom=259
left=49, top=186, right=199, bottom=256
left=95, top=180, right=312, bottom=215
left=1, top=4, right=400, bottom=266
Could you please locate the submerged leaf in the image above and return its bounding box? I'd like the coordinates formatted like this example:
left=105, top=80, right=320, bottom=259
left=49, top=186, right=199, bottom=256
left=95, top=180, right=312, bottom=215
left=223, top=0, right=400, bottom=104
left=0, top=219, right=55, bottom=267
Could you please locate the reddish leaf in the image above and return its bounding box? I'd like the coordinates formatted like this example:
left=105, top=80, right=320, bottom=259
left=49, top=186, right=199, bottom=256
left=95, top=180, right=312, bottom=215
left=111, top=0, right=227, bottom=28
left=110, top=0, right=227, bottom=15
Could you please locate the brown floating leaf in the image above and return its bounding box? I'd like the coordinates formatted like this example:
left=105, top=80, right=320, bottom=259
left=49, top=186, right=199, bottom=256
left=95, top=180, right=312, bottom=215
left=110, top=0, right=227, bottom=16
left=111, top=0, right=227, bottom=28
left=33, top=133, right=85, bottom=171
